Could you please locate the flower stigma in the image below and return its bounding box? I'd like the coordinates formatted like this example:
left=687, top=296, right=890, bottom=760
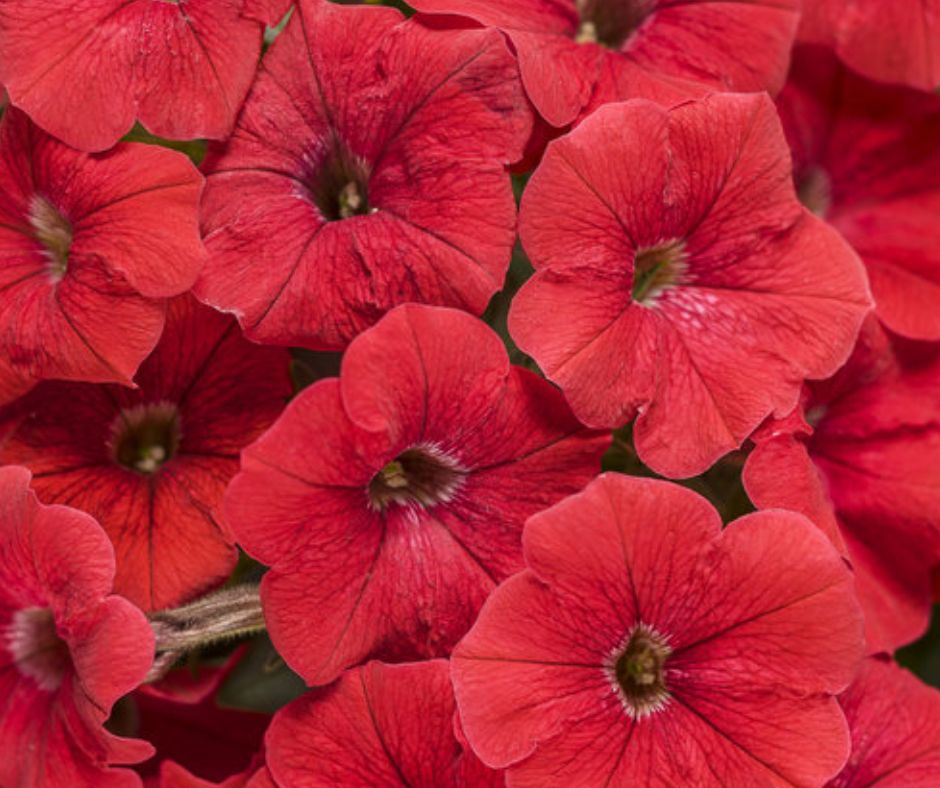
left=575, top=0, right=654, bottom=48
left=29, top=194, right=73, bottom=281
left=109, top=401, right=182, bottom=475
left=6, top=607, right=70, bottom=691
left=368, top=443, right=466, bottom=511
left=308, top=141, right=374, bottom=222
left=631, top=239, right=688, bottom=307
left=796, top=166, right=832, bottom=218
left=607, top=622, right=672, bottom=718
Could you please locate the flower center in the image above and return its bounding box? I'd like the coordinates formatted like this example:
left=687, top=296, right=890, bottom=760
left=308, top=141, right=373, bottom=222
left=109, top=401, right=182, bottom=474
left=608, top=623, right=671, bottom=718
left=575, top=0, right=653, bottom=48
left=796, top=166, right=832, bottom=217
left=29, top=194, right=72, bottom=280
left=367, top=444, right=465, bottom=511
left=6, top=607, right=70, bottom=691
left=631, top=239, right=687, bottom=306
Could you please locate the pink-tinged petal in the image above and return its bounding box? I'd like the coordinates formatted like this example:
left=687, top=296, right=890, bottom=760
left=0, top=467, right=153, bottom=786
left=512, top=94, right=870, bottom=478
left=778, top=46, right=940, bottom=340
left=68, top=598, right=155, bottom=718
left=0, top=466, right=115, bottom=612
left=197, top=0, right=531, bottom=350
left=268, top=661, right=479, bottom=786
left=454, top=474, right=863, bottom=785
left=831, top=659, right=940, bottom=787
left=0, top=0, right=264, bottom=151
left=799, top=1, right=940, bottom=93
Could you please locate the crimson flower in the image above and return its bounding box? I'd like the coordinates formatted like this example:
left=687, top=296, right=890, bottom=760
left=777, top=45, right=940, bottom=341
left=266, top=660, right=500, bottom=787
left=799, top=1, right=940, bottom=93
left=195, top=0, right=531, bottom=351
left=829, top=658, right=940, bottom=786
left=408, top=0, right=799, bottom=128
left=452, top=474, right=864, bottom=786
left=225, top=304, right=608, bottom=685
left=0, top=296, right=291, bottom=611
left=744, top=319, right=940, bottom=653
left=134, top=670, right=269, bottom=787
left=0, top=0, right=272, bottom=152
left=509, top=93, right=871, bottom=478
left=0, top=108, right=205, bottom=405
left=0, top=465, right=154, bottom=786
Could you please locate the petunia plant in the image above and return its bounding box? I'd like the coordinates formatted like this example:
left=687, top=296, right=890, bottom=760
left=1, top=0, right=939, bottom=785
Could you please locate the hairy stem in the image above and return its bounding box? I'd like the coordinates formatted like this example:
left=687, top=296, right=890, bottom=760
left=145, top=584, right=265, bottom=682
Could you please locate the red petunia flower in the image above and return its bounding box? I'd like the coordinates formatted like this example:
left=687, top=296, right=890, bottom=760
left=744, top=319, right=940, bottom=653
left=777, top=45, right=940, bottom=341
left=225, top=304, right=608, bottom=685
left=0, top=0, right=269, bottom=152
left=134, top=671, right=270, bottom=787
left=799, top=1, right=940, bottom=93
left=266, top=660, right=501, bottom=787
left=0, top=465, right=155, bottom=787
left=829, top=658, right=940, bottom=786
left=0, top=108, right=205, bottom=405
left=0, top=296, right=291, bottom=611
left=508, top=93, right=871, bottom=479
left=195, top=0, right=532, bottom=351
left=452, top=473, right=864, bottom=786
left=408, top=0, right=799, bottom=128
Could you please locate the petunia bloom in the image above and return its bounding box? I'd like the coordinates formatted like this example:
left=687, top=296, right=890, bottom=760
left=266, top=660, right=501, bottom=787
left=133, top=663, right=270, bottom=787
left=777, top=45, right=940, bottom=341
left=452, top=473, right=864, bottom=786
left=0, top=465, right=155, bottom=787
left=196, top=0, right=532, bottom=351
left=0, top=0, right=271, bottom=152
left=408, top=0, right=799, bottom=128
left=225, top=304, right=609, bottom=685
left=829, top=658, right=940, bottom=786
left=744, top=319, right=940, bottom=653
left=0, top=296, right=291, bottom=611
left=799, top=0, right=940, bottom=93
left=509, top=93, right=871, bottom=479
left=0, top=108, right=205, bottom=405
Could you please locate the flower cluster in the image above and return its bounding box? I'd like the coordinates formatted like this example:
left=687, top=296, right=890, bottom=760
left=1, top=0, right=939, bottom=785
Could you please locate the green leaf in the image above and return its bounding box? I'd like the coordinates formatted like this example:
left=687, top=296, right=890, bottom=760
left=216, top=633, right=307, bottom=713
left=898, top=605, right=940, bottom=689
